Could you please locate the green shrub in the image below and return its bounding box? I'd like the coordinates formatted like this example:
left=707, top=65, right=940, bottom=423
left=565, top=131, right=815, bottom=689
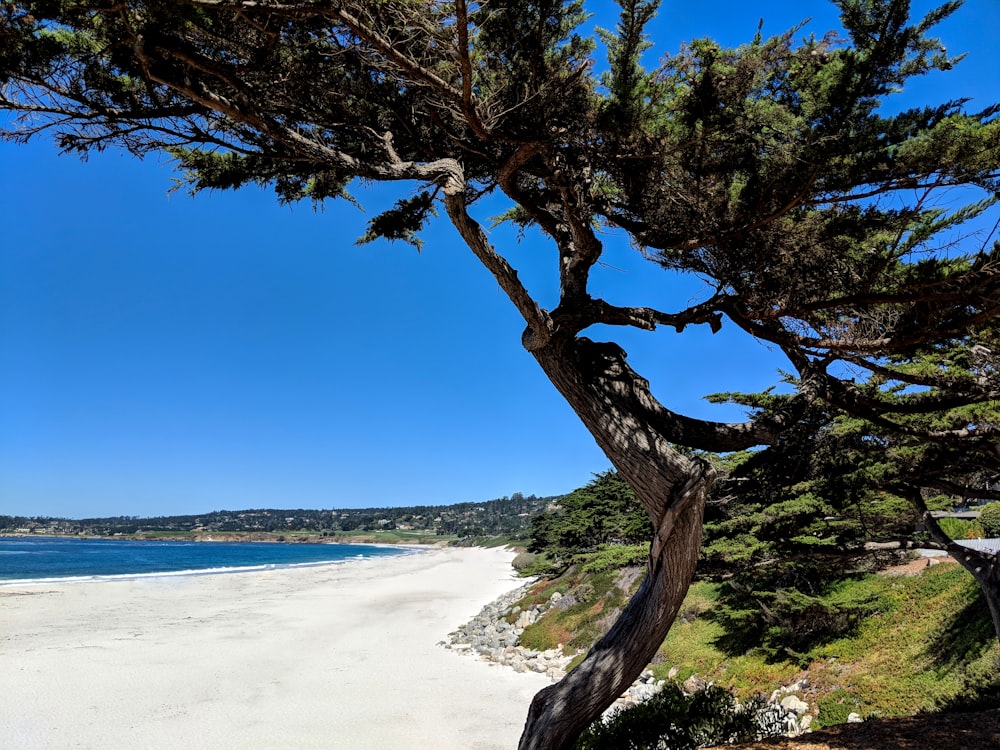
left=937, top=516, right=986, bottom=539
left=938, top=652, right=1000, bottom=712
left=978, top=503, right=1000, bottom=537
left=519, top=611, right=573, bottom=652
left=712, top=574, right=883, bottom=663
left=816, top=688, right=860, bottom=726
left=511, top=551, right=535, bottom=570
left=573, top=684, right=784, bottom=750
left=528, top=471, right=651, bottom=561
left=515, top=553, right=565, bottom=577
left=577, top=544, right=650, bottom=573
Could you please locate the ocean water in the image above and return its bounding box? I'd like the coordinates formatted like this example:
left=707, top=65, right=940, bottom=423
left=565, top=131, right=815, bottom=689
left=0, top=536, right=409, bottom=584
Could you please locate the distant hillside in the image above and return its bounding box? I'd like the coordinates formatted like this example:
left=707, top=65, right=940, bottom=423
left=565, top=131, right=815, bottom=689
left=0, top=492, right=560, bottom=540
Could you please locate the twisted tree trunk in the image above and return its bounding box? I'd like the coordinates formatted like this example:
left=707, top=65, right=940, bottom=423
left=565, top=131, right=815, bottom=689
left=518, top=336, right=717, bottom=750
left=518, top=471, right=709, bottom=750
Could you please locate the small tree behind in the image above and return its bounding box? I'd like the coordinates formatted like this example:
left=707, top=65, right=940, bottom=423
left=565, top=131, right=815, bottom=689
left=704, top=374, right=1000, bottom=648
left=980, top=504, right=1000, bottom=537
left=530, top=470, right=651, bottom=563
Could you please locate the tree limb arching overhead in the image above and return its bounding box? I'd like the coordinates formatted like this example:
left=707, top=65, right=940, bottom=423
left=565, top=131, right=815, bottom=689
left=2, top=1, right=999, bottom=747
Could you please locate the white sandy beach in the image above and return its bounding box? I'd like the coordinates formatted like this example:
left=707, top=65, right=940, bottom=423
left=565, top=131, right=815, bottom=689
left=0, top=546, right=550, bottom=749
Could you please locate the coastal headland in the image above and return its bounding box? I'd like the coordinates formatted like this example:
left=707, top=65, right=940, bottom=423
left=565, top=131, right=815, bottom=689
left=0, top=546, right=550, bottom=749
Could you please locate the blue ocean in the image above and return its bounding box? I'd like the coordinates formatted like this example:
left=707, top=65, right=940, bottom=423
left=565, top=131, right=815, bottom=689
left=0, top=536, right=408, bottom=583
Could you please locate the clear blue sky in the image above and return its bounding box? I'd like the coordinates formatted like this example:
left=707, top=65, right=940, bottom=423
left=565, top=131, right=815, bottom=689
left=1, top=1, right=997, bottom=519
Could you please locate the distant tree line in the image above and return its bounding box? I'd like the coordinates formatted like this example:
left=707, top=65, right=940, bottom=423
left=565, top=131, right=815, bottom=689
left=0, top=492, right=557, bottom=539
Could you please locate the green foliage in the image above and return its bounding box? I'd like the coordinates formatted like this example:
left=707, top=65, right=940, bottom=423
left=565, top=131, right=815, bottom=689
left=577, top=543, right=649, bottom=573
left=657, top=569, right=1000, bottom=725
left=4, top=4, right=1000, bottom=741
left=815, top=688, right=861, bottom=726
left=516, top=553, right=565, bottom=578
left=596, top=0, right=662, bottom=132
left=518, top=566, right=639, bottom=652
left=510, top=555, right=999, bottom=726
left=701, top=405, right=904, bottom=656
left=573, top=684, right=783, bottom=750
left=512, top=551, right=541, bottom=572
left=979, top=503, right=1000, bottom=537
left=939, top=652, right=1000, bottom=712
left=937, top=516, right=985, bottom=540
left=471, top=0, right=595, bottom=139
left=703, top=366, right=1000, bottom=655
left=356, top=192, right=437, bottom=249
left=169, top=147, right=354, bottom=205
left=712, top=574, right=885, bottom=664
left=529, top=471, right=651, bottom=563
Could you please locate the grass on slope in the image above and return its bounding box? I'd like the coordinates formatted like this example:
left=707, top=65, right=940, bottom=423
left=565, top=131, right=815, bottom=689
left=515, top=561, right=1000, bottom=728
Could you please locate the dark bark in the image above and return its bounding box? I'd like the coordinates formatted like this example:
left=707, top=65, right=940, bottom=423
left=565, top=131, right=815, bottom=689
left=517, top=336, right=716, bottom=750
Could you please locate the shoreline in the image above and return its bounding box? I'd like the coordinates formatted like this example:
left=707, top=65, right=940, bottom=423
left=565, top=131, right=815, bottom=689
left=0, top=536, right=423, bottom=587
left=0, top=551, right=419, bottom=588
left=0, top=546, right=550, bottom=749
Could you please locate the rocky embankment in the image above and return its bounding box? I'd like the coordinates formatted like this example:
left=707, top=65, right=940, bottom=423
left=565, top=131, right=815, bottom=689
left=443, top=581, right=572, bottom=680
left=443, top=579, right=818, bottom=735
